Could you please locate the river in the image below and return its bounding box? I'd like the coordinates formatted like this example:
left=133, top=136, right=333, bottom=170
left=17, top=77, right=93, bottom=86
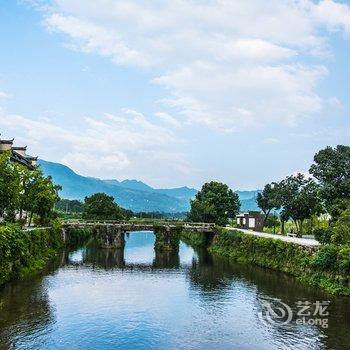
left=0, top=231, right=349, bottom=349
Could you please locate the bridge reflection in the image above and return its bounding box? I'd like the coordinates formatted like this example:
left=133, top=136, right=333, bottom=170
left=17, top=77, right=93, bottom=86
left=64, top=245, right=181, bottom=270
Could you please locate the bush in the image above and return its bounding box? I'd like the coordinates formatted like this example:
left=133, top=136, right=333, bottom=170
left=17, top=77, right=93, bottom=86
left=338, top=244, right=350, bottom=275
left=331, top=208, right=350, bottom=245
left=312, top=245, right=338, bottom=270
left=0, top=224, right=63, bottom=286
left=314, top=227, right=332, bottom=244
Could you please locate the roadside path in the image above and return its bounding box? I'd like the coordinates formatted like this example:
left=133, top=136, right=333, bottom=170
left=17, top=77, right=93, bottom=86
left=227, top=227, right=320, bottom=247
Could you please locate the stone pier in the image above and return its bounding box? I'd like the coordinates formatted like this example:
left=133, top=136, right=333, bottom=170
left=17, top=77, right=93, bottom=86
left=98, top=226, right=125, bottom=249
left=154, top=225, right=181, bottom=252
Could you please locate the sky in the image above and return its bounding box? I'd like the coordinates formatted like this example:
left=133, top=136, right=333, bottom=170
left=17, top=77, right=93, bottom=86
left=0, top=0, right=349, bottom=189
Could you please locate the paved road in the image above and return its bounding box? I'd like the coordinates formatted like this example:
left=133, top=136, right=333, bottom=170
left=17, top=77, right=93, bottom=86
left=228, top=227, right=320, bottom=246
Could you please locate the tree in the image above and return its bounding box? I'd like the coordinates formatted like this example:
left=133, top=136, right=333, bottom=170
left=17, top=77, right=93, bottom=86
left=21, top=169, right=61, bottom=225
left=279, top=174, right=323, bottom=236
left=0, top=152, right=20, bottom=220
left=187, top=181, right=240, bottom=226
left=83, top=193, right=124, bottom=220
left=256, top=183, right=281, bottom=227
left=309, top=145, right=350, bottom=218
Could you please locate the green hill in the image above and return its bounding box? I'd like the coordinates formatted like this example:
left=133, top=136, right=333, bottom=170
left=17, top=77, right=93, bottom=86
left=39, top=159, right=260, bottom=213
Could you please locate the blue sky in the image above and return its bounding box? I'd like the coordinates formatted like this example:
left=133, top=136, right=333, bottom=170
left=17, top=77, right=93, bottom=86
left=0, top=0, right=350, bottom=189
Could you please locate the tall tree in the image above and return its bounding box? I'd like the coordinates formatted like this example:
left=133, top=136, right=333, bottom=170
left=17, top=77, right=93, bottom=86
left=83, top=193, right=124, bottom=220
left=22, top=169, right=61, bottom=225
left=309, top=145, right=350, bottom=218
left=279, top=174, right=323, bottom=236
left=187, top=181, right=240, bottom=226
left=0, top=152, right=20, bottom=220
left=256, top=183, right=281, bottom=227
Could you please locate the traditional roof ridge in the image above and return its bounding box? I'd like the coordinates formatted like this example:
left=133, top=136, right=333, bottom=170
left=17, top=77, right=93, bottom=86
left=0, top=138, right=14, bottom=144
left=10, top=152, right=34, bottom=170
left=12, top=146, right=27, bottom=150
left=25, top=155, right=38, bottom=160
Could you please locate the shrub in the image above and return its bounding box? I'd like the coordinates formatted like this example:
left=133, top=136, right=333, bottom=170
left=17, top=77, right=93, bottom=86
left=0, top=224, right=63, bottom=286
left=312, top=245, right=338, bottom=270
left=331, top=208, right=350, bottom=245
left=314, top=227, right=332, bottom=244
left=338, top=244, right=350, bottom=275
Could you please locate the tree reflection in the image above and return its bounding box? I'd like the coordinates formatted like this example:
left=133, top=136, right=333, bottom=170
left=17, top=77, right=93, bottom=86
left=0, top=275, right=54, bottom=349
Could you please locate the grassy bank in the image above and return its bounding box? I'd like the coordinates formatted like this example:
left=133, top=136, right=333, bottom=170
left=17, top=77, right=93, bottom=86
left=0, top=223, right=63, bottom=286
left=0, top=224, right=94, bottom=287
left=209, top=229, right=350, bottom=296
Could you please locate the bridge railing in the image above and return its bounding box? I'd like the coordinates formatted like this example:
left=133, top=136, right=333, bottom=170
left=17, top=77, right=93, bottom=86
left=63, top=219, right=215, bottom=228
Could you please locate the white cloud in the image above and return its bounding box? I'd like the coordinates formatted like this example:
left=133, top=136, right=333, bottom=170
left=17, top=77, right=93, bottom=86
left=0, top=107, right=191, bottom=186
left=155, top=112, right=181, bottom=128
left=35, top=1, right=350, bottom=131
left=0, top=91, right=12, bottom=99
left=313, top=0, right=350, bottom=36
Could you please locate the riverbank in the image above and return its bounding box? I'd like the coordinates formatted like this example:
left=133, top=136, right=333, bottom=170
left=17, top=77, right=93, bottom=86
left=0, top=224, right=93, bottom=287
left=181, top=228, right=350, bottom=296
left=0, top=223, right=61, bottom=286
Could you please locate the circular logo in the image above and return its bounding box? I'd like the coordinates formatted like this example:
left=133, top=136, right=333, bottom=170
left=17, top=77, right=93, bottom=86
left=258, top=297, right=293, bottom=328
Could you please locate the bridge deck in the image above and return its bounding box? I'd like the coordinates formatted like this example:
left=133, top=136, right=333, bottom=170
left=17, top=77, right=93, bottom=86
left=62, top=221, right=216, bottom=233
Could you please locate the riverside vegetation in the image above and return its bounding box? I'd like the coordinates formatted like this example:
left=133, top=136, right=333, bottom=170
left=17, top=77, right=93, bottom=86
left=184, top=145, right=350, bottom=296
left=1, top=145, right=350, bottom=295
left=181, top=228, right=350, bottom=296
left=0, top=222, right=96, bottom=286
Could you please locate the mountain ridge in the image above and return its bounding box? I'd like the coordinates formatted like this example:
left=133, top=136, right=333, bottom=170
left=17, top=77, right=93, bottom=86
left=39, top=159, right=260, bottom=213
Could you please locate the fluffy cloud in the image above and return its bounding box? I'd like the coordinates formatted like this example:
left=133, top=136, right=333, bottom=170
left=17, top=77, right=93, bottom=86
left=0, top=107, right=191, bottom=186
left=39, top=0, right=350, bottom=131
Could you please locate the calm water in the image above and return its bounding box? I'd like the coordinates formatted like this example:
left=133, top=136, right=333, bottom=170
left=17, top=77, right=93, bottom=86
left=0, top=231, right=349, bottom=350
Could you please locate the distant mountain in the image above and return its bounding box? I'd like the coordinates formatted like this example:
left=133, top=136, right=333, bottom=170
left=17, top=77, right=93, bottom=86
left=236, top=190, right=260, bottom=201
left=39, top=159, right=261, bottom=213
left=103, top=179, right=197, bottom=201
left=236, top=190, right=261, bottom=212
left=39, top=160, right=195, bottom=213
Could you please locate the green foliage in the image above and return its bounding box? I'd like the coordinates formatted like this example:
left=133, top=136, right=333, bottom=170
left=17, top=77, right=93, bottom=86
left=82, top=193, right=124, bottom=220
left=331, top=208, right=350, bottom=245
left=210, top=229, right=350, bottom=295
left=187, top=181, right=240, bottom=226
left=0, top=152, right=21, bottom=220
left=181, top=230, right=207, bottom=247
left=264, top=214, right=280, bottom=228
left=278, top=174, right=323, bottom=236
left=67, top=228, right=94, bottom=246
left=312, top=245, right=338, bottom=270
left=22, top=169, right=61, bottom=226
left=309, top=145, right=350, bottom=218
left=338, top=245, right=350, bottom=275
left=256, top=183, right=281, bottom=226
left=0, top=224, right=63, bottom=286
left=0, top=153, right=60, bottom=225
left=313, top=227, right=332, bottom=244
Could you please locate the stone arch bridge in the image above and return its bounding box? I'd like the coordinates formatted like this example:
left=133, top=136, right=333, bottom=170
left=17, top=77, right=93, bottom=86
left=62, top=221, right=216, bottom=252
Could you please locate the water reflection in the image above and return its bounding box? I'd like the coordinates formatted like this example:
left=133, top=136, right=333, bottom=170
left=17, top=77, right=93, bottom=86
left=0, top=274, right=55, bottom=349
left=0, top=232, right=349, bottom=350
